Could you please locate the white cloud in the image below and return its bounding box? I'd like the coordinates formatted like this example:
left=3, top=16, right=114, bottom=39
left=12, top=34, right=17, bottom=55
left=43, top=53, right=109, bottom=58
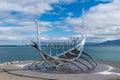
left=0, top=19, right=55, bottom=45
left=85, top=0, right=120, bottom=42
left=0, top=0, right=76, bottom=45
left=0, top=0, right=120, bottom=44
left=57, top=0, right=120, bottom=43
left=0, top=0, right=76, bottom=15
left=67, top=12, right=74, bottom=17
left=40, top=36, right=69, bottom=42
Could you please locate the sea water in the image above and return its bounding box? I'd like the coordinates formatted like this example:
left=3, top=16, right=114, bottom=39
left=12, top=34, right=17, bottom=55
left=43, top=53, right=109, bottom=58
left=0, top=45, right=120, bottom=63
left=84, top=45, right=120, bottom=62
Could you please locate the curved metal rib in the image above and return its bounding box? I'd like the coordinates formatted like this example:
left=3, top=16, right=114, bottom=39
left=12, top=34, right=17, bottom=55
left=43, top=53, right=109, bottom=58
left=35, top=61, right=43, bottom=70
left=67, top=61, right=84, bottom=71
left=74, top=60, right=91, bottom=70
left=42, top=62, right=50, bottom=70
left=80, top=56, right=95, bottom=69
left=28, top=61, right=38, bottom=70
left=82, top=52, right=98, bottom=66
left=42, top=62, right=56, bottom=70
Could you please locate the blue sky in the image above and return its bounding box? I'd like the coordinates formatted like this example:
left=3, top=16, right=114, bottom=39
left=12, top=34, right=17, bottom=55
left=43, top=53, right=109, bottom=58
left=0, top=0, right=120, bottom=45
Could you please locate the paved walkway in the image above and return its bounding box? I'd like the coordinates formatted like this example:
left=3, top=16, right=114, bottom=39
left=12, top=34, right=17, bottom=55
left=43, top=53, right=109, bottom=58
left=0, top=65, right=43, bottom=80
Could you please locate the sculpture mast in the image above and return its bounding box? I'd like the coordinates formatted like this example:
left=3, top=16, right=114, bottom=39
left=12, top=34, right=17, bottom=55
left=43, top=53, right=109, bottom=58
left=36, top=21, right=41, bottom=49
left=82, top=8, right=85, bottom=30
left=80, top=8, right=85, bottom=39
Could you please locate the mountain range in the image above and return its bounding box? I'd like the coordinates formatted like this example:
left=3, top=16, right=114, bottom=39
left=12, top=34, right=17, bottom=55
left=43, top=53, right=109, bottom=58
left=98, top=39, right=120, bottom=45
left=86, top=39, right=120, bottom=46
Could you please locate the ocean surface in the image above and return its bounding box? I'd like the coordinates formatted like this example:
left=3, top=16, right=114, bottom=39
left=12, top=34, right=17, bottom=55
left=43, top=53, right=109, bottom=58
left=0, top=45, right=120, bottom=63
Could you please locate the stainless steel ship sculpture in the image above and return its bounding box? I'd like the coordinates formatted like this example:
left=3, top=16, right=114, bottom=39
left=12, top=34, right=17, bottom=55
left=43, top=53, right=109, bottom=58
left=22, top=9, right=97, bottom=74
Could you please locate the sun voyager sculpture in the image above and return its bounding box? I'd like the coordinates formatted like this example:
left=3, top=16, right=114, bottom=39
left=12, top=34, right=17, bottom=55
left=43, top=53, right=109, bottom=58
left=22, top=9, right=98, bottom=74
